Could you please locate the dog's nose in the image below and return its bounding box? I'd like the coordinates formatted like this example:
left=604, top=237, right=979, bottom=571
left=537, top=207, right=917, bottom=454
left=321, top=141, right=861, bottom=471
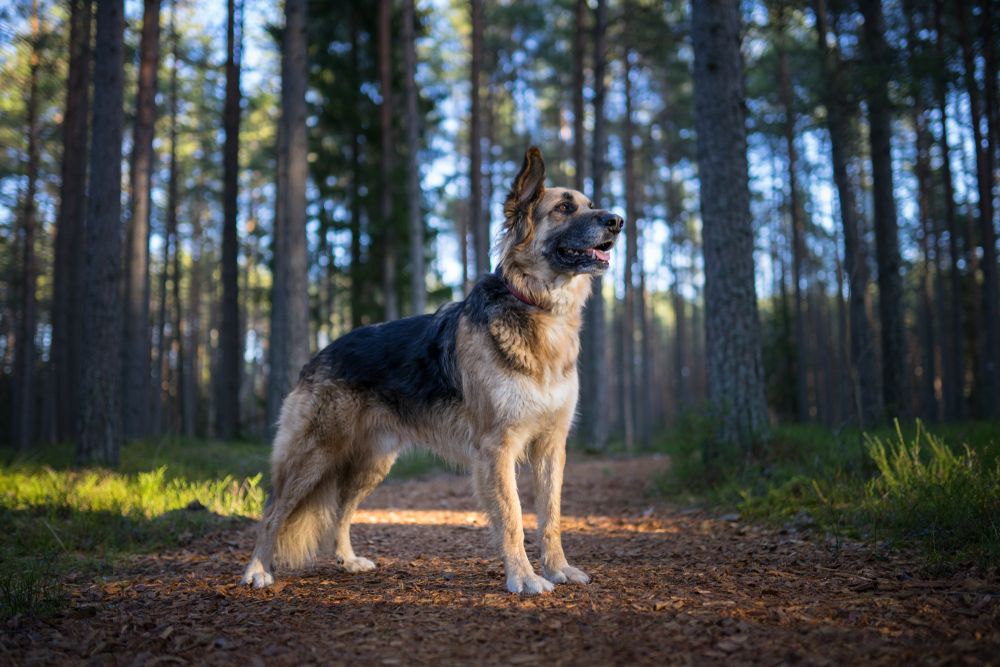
left=600, top=212, right=624, bottom=233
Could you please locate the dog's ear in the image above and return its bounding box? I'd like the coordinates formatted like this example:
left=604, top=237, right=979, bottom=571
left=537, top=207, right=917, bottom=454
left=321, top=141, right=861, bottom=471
left=503, top=147, right=546, bottom=246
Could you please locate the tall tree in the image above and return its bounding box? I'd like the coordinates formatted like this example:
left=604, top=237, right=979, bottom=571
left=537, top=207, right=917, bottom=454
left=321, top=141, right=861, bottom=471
left=691, top=0, right=769, bottom=453
left=932, top=0, right=965, bottom=420
left=958, top=0, right=1000, bottom=417
left=283, top=0, right=310, bottom=394
left=378, top=0, right=398, bottom=320
left=403, top=0, right=425, bottom=315
left=217, top=0, right=242, bottom=439
left=859, top=0, right=908, bottom=418
left=77, top=0, right=125, bottom=466
left=50, top=0, right=92, bottom=442
left=268, top=0, right=310, bottom=439
left=469, top=0, right=487, bottom=278
left=772, top=3, right=810, bottom=423
left=903, top=3, right=940, bottom=420
left=122, top=0, right=161, bottom=439
left=622, top=38, right=637, bottom=451
left=572, top=0, right=585, bottom=192
left=13, top=0, right=42, bottom=451
left=581, top=0, right=609, bottom=451
left=814, top=0, right=881, bottom=425
left=152, top=0, right=179, bottom=435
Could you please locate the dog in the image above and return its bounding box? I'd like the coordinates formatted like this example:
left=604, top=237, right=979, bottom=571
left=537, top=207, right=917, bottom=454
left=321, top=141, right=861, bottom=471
left=241, top=147, right=623, bottom=595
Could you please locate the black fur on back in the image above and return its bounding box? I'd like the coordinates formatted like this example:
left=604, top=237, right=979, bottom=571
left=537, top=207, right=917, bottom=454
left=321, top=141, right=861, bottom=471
left=299, top=301, right=464, bottom=421
left=296, top=272, right=531, bottom=421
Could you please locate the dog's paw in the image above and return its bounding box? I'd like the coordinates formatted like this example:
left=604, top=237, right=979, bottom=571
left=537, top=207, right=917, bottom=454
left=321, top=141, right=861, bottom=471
left=341, top=556, right=376, bottom=573
left=543, top=564, right=590, bottom=585
left=506, top=571, right=555, bottom=595
left=241, top=560, right=274, bottom=589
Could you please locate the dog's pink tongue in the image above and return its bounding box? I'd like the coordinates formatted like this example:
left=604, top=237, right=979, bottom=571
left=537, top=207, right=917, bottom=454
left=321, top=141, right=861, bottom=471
left=593, top=248, right=611, bottom=262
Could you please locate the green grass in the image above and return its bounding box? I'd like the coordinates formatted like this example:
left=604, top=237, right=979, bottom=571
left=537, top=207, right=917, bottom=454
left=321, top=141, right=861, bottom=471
left=0, top=436, right=455, bottom=620
left=656, top=418, right=1000, bottom=570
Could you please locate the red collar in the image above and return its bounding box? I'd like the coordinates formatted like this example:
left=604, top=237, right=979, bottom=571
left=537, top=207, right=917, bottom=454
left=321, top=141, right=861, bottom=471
left=504, top=279, right=544, bottom=309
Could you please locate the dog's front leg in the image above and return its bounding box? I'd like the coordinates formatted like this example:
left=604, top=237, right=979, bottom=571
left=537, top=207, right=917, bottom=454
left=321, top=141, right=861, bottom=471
left=474, top=443, right=554, bottom=595
left=530, top=425, right=590, bottom=586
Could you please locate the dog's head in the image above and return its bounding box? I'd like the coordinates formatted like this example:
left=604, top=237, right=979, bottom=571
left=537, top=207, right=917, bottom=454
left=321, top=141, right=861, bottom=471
left=497, top=147, right=623, bottom=288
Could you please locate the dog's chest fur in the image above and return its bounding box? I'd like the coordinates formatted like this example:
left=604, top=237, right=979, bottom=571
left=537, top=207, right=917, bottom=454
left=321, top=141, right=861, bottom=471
left=458, top=276, right=585, bottom=429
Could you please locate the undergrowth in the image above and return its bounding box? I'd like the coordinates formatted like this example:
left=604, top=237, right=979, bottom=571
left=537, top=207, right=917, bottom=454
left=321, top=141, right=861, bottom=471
left=657, top=417, right=1000, bottom=570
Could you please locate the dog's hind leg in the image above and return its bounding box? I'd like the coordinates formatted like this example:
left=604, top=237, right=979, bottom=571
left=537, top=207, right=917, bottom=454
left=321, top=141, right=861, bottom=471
left=242, top=410, right=335, bottom=588
left=329, top=451, right=396, bottom=573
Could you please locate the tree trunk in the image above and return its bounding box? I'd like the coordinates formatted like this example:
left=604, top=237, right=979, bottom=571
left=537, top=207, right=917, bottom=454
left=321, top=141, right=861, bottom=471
left=691, top=0, right=769, bottom=455
left=348, top=12, right=364, bottom=329
left=217, top=0, right=242, bottom=439
left=774, top=6, right=810, bottom=423
left=267, top=0, right=308, bottom=439
left=814, top=0, right=882, bottom=426
left=572, top=0, right=585, bottom=191
left=581, top=0, right=609, bottom=451
left=152, top=177, right=173, bottom=435
left=958, top=0, right=1000, bottom=418
left=403, top=0, right=425, bottom=316
left=622, top=39, right=637, bottom=452
left=859, top=0, right=908, bottom=419
left=13, top=0, right=42, bottom=451
left=284, top=0, right=310, bottom=394
left=122, top=0, right=160, bottom=440
left=77, top=0, right=125, bottom=467
left=637, top=244, right=652, bottom=447
left=904, top=5, right=940, bottom=421
left=51, top=0, right=92, bottom=443
left=469, top=0, right=487, bottom=278
left=571, top=0, right=588, bottom=438
left=932, top=0, right=966, bottom=420
left=378, top=0, right=398, bottom=321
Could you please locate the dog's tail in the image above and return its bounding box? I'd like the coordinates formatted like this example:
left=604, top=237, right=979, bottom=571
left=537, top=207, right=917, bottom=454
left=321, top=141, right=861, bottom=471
left=273, top=485, right=336, bottom=569
left=267, top=388, right=339, bottom=570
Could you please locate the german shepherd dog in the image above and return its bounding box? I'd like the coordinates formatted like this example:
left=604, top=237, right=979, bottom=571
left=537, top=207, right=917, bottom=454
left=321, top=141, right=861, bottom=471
left=241, top=147, right=622, bottom=595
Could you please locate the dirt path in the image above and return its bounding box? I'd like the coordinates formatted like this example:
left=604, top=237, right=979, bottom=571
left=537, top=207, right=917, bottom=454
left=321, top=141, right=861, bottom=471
left=5, top=456, right=998, bottom=666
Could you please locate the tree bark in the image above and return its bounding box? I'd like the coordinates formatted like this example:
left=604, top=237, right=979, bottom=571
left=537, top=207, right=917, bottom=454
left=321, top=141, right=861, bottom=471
left=378, top=0, right=398, bottom=321
left=403, top=0, right=425, bottom=315
left=267, top=0, right=308, bottom=439
left=581, top=0, right=609, bottom=451
left=691, top=0, right=769, bottom=454
left=51, top=0, right=92, bottom=443
left=859, top=0, right=908, bottom=419
left=932, top=0, right=966, bottom=420
left=958, top=0, right=1000, bottom=418
left=284, top=0, right=310, bottom=393
left=904, top=5, right=940, bottom=420
left=13, top=0, right=42, bottom=451
left=814, top=0, right=882, bottom=426
left=348, top=11, right=364, bottom=328
left=622, top=38, right=637, bottom=452
left=217, top=0, right=242, bottom=439
left=77, top=0, right=125, bottom=467
left=572, top=0, right=585, bottom=192
left=774, top=6, right=810, bottom=423
left=469, top=0, right=487, bottom=278
left=122, top=0, right=160, bottom=439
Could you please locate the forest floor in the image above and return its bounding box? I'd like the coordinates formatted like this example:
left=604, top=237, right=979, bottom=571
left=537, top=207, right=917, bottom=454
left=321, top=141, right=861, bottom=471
left=3, top=456, right=998, bottom=666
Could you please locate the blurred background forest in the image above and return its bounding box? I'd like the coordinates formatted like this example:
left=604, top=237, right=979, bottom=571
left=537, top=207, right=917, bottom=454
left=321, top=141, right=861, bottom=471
left=1, top=0, right=999, bottom=465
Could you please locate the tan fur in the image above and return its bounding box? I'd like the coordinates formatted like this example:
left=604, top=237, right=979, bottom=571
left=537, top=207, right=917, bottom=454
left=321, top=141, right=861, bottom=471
left=241, top=148, right=606, bottom=595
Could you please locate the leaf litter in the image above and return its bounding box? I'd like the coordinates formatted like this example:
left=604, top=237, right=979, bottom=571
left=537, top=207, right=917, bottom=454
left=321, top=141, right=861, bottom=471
left=3, top=456, right=997, bottom=665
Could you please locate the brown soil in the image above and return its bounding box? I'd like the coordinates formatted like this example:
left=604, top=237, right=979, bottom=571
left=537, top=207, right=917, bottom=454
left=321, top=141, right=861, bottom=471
left=4, top=456, right=998, bottom=666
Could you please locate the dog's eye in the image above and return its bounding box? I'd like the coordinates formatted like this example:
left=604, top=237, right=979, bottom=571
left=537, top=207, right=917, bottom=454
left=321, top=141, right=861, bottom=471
left=556, top=202, right=575, bottom=215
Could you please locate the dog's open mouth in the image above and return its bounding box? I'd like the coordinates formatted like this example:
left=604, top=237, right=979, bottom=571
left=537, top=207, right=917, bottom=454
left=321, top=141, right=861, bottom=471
left=560, top=240, right=614, bottom=263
